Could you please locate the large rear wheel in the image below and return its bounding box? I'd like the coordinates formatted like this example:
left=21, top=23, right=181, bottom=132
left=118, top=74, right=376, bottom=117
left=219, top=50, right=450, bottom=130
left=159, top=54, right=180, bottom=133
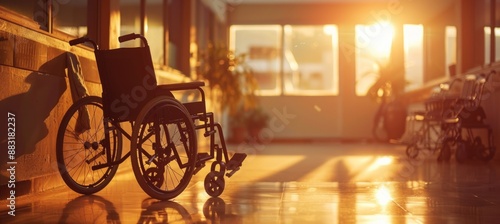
left=130, top=96, right=197, bottom=200
left=56, top=96, right=122, bottom=194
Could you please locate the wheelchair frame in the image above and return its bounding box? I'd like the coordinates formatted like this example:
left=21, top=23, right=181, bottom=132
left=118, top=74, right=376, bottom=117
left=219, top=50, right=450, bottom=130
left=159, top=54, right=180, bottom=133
left=439, top=72, right=496, bottom=163
left=56, top=33, right=246, bottom=200
left=405, top=80, right=459, bottom=160
left=406, top=71, right=496, bottom=163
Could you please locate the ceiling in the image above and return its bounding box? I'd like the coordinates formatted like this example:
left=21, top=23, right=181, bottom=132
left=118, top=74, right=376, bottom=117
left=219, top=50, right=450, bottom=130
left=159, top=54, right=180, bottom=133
left=228, top=0, right=455, bottom=23
left=232, top=0, right=393, bottom=4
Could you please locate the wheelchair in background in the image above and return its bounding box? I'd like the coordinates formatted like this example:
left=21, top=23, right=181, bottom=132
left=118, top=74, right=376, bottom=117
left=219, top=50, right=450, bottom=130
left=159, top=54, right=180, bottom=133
left=405, top=72, right=496, bottom=163
left=56, top=33, right=246, bottom=200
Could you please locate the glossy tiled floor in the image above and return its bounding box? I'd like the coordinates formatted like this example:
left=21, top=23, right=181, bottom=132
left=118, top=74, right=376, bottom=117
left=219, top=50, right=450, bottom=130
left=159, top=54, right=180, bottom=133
left=2, top=142, right=500, bottom=223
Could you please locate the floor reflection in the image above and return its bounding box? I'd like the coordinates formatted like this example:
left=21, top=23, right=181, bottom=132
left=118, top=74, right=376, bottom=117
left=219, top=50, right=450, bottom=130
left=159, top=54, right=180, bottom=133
left=59, top=195, right=120, bottom=224
left=53, top=195, right=244, bottom=224
left=2, top=143, right=500, bottom=223
left=203, top=197, right=242, bottom=223
left=137, top=198, right=193, bottom=223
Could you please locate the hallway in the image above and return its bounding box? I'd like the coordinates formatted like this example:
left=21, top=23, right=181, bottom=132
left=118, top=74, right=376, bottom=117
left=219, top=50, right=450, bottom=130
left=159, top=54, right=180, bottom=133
left=2, top=142, right=500, bottom=223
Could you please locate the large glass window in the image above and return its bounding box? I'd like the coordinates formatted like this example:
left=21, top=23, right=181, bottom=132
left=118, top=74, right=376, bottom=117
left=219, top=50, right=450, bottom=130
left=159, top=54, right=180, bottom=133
left=403, top=24, right=424, bottom=91
left=355, top=23, right=424, bottom=94
left=0, top=0, right=87, bottom=36
left=167, top=0, right=182, bottom=70
left=119, top=0, right=165, bottom=66
left=120, top=0, right=141, bottom=48
left=484, top=26, right=500, bottom=64
left=230, top=25, right=282, bottom=95
left=481, top=0, right=500, bottom=64
left=0, top=0, right=39, bottom=19
left=53, top=0, right=87, bottom=37
left=355, top=22, right=394, bottom=96
left=230, top=24, right=339, bottom=96
left=445, top=26, right=457, bottom=77
left=145, top=0, right=164, bottom=66
left=283, top=25, right=339, bottom=95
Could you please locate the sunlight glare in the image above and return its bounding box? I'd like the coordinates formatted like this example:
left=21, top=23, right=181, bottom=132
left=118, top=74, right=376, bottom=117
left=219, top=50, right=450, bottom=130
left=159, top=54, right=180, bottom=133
left=368, top=21, right=394, bottom=62
left=366, top=156, right=394, bottom=173
left=323, top=25, right=336, bottom=36
left=404, top=24, right=423, bottom=47
left=375, top=156, right=393, bottom=166
left=375, top=185, right=393, bottom=206
left=403, top=24, right=424, bottom=90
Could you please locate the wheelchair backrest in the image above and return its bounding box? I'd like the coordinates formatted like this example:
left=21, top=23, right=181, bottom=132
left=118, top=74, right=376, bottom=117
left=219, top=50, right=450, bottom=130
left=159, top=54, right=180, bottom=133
left=95, top=46, right=158, bottom=121
left=460, top=74, right=487, bottom=110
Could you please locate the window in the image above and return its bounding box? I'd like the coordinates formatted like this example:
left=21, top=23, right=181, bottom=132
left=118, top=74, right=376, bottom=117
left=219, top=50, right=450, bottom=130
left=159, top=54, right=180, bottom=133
left=230, top=24, right=339, bottom=96
left=230, top=25, right=282, bottom=95
left=484, top=26, right=500, bottom=64
left=355, top=22, right=394, bottom=96
left=120, top=0, right=141, bottom=48
left=145, top=0, right=164, bottom=66
left=121, top=0, right=186, bottom=69
left=167, top=0, right=182, bottom=70
left=403, top=24, right=424, bottom=91
left=0, top=0, right=88, bottom=36
left=53, top=0, right=88, bottom=37
left=445, top=26, right=457, bottom=76
left=355, top=23, right=424, bottom=94
left=195, top=2, right=213, bottom=56
left=0, top=0, right=47, bottom=29
left=283, top=25, right=339, bottom=95
left=120, top=0, right=168, bottom=67
left=482, top=0, right=500, bottom=64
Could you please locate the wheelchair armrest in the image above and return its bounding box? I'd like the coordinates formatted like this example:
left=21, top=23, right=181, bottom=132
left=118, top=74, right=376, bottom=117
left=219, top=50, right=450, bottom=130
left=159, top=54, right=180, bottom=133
left=157, top=81, right=208, bottom=118
left=158, top=81, right=205, bottom=91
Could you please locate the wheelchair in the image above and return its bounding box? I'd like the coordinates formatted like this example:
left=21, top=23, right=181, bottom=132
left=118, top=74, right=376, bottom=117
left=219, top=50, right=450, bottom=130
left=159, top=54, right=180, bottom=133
left=56, top=33, right=246, bottom=200
left=406, top=72, right=496, bottom=163
left=405, top=79, right=459, bottom=161
left=439, top=72, right=496, bottom=163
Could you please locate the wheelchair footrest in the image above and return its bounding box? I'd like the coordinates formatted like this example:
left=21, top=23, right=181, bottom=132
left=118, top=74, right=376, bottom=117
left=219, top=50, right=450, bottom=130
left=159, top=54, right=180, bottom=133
left=225, top=153, right=247, bottom=177
left=194, top=152, right=213, bottom=175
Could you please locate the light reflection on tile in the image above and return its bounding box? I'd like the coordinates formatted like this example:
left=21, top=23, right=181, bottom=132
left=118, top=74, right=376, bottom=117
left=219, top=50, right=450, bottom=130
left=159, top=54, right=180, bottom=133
left=1, top=143, right=500, bottom=223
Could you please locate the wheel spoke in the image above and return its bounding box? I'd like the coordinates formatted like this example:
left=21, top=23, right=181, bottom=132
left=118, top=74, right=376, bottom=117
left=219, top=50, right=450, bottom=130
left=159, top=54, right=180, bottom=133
left=56, top=96, right=122, bottom=194
left=131, top=97, right=196, bottom=200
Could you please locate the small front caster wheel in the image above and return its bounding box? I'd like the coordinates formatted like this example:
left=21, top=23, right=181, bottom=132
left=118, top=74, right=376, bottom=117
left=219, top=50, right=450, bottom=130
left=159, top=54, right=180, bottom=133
left=204, top=171, right=225, bottom=197
left=203, top=197, right=226, bottom=220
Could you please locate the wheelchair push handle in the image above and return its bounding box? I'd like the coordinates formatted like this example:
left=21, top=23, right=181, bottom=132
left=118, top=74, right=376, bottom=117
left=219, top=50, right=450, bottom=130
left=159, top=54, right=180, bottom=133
left=69, top=37, right=98, bottom=50
left=118, top=33, right=149, bottom=46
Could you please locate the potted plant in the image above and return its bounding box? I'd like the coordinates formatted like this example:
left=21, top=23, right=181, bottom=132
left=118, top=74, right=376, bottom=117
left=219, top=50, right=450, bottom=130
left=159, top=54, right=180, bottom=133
left=245, top=106, right=269, bottom=143
left=197, top=44, right=258, bottom=113
left=228, top=106, right=248, bottom=143
left=367, top=61, right=407, bottom=142
left=197, top=44, right=259, bottom=142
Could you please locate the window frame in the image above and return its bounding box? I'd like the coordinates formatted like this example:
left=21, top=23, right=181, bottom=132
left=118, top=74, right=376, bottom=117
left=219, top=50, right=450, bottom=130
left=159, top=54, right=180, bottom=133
left=230, top=24, right=340, bottom=97
left=0, top=1, right=93, bottom=43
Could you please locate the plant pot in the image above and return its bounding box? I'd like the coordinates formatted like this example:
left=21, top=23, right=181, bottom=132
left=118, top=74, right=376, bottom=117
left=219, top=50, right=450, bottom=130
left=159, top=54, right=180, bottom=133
left=248, top=127, right=263, bottom=143
left=229, top=126, right=247, bottom=143
left=383, top=101, right=407, bottom=140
